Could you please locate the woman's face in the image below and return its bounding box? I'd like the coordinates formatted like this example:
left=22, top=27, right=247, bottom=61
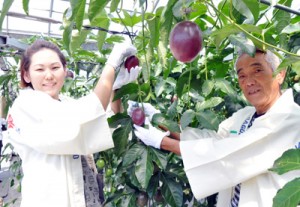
left=24, top=48, right=67, bottom=100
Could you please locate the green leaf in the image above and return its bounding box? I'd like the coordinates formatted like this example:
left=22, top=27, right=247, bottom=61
left=189, top=3, right=207, bottom=20
left=152, top=113, right=181, bottom=133
left=277, top=56, right=300, bottom=71
left=0, top=0, right=14, bottom=30
left=123, top=144, right=145, bottom=167
left=166, top=98, right=178, bottom=120
left=0, top=73, right=12, bottom=86
left=96, top=15, right=109, bottom=51
left=157, top=41, right=168, bottom=67
left=228, top=35, right=256, bottom=56
left=120, top=10, right=142, bottom=27
left=202, top=80, right=214, bottom=97
left=70, top=29, right=90, bottom=53
left=232, top=0, right=258, bottom=24
left=107, top=113, right=131, bottom=128
left=215, top=79, right=236, bottom=95
left=172, top=0, right=194, bottom=18
left=146, top=173, right=160, bottom=198
left=113, top=83, right=139, bottom=101
left=176, top=69, right=201, bottom=98
left=146, top=14, right=159, bottom=48
left=273, top=0, right=292, bottom=33
left=88, top=0, right=109, bottom=22
left=180, top=109, right=195, bottom=129
left=22, top=0, right=29, bottom=15
left=62, top=17, right=74, bottom=55
left=282, top=22, right=300, bottom=34
left=272, top=178, right=300, bottom=207
left=161, top=173, right=183, bottom=207
left=112, top=122, right=132, bottom=157
left=160, top=0, right=176, bottom=48
left=196, top=97, right=223, bottom=111
left=269, top=149, right=300, bottom=175
left=150, top=148, right=168, bottom=170
left=195, top=110, right=220, bottom=130
left=69, top=0, right=86, bottom=31
left=117, top=193, right=136, bottom=207
left=292, top=61, right=300, bottom=76
left=211, top=24, right=262, bottom=48
left=154, top=77, right=166, bottom=97
left=127, top=166, right=142, bottom=189
left=135, top=148, right=154, bottom=190
left=110, top=0, right=120, bottom=13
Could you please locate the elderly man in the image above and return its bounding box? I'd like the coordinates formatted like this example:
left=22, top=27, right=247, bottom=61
left=132, top=49, right=300, bottom=207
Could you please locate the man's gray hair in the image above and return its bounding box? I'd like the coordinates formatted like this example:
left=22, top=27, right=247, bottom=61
left=235, top=49, right=281, bottom=71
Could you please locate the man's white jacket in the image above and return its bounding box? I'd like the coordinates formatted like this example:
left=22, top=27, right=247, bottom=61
left=6, top=88, right=114, bottom=207
left=180, top=89, right=300, bottom=207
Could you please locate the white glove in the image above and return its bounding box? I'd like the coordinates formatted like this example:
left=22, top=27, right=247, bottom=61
left=112, top=66, right=141, bottom=90
left=107, top=43, right=137, bottom=70
left=127, top=100, right=160, bottom=121
left=134, top=123, right=170, bottom=149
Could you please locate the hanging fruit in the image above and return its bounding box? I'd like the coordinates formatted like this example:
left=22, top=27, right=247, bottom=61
left=169, top=20, right=203, bottom=63
left=125, top=55, right=139, bottom=72
left=131, top=107, right=146, bottom=126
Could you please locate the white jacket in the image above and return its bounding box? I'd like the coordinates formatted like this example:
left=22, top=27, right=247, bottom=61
left=180, top=89, right=300, bottom=207
left=6, top=88, right=114, bottom=207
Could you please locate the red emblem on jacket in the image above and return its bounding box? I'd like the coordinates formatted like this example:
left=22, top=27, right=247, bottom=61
left=7, top=114, right=15, bottom=129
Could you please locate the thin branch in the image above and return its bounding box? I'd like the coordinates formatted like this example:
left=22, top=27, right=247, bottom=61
left=82, top=25, right=137, bottom=38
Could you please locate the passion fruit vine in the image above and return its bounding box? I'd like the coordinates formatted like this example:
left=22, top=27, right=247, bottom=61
left=169, top=20, right=203, bottom=63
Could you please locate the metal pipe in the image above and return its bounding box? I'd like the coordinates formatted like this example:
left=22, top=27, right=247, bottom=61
left=259, top=0, right=300, bottom=16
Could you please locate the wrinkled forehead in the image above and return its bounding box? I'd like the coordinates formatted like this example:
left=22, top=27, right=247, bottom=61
left=235, top=52, right=269, bottom=73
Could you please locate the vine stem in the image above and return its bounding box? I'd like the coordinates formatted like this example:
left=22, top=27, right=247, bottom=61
left=205, top=0, right=300, bottom=58
left=116, top=0, right=134, bottom=43
left=186, top=63, right=193, bottom=109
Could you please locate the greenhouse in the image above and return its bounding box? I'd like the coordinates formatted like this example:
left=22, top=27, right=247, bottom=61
left=1, top=0, right=300, bottom=207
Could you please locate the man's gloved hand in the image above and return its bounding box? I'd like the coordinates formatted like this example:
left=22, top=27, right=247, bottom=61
left=107, top=43, right=137, bottom=70
left=134, top=123, right=170, bottom=149
left=127, top=101, right=160, bottom=121
left=112, top=66, right=141, bottom=90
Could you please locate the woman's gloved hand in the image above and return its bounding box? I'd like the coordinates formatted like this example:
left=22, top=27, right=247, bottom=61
left=106, top=43, right=137, bottom=70
left=112, top=66, right=141, bottom=90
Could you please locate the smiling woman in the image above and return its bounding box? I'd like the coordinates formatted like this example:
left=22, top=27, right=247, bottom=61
left=20, top=40, right=67, bottom=100
left=5, top=39, right=140, bottom=207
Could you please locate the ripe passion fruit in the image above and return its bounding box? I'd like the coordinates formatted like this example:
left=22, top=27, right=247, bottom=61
left=169, top=20, right=203, bottom=63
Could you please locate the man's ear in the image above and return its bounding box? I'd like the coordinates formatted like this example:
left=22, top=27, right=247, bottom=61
left=23, top=71, right=31, bottom=83
left=276, top=69, right=286, bottom=85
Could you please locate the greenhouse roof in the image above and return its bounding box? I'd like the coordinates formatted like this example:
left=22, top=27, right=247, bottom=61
left=0, top=0, right=168, bottom=38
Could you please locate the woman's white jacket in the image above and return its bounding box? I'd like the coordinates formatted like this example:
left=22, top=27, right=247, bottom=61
left=6, top=88, right=114, bottom=207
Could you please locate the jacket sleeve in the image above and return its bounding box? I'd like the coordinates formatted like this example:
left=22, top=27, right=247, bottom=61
left=7, top=89, right=114, bottom=155
left=180, top=106, right=300, bottom=200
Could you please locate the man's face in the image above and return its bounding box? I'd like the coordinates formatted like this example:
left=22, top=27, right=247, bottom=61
left=236, top=52, right=285, bottom=114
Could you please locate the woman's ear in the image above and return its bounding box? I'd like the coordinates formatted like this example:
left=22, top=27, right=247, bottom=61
left=23, top=71, right=31, bottom=83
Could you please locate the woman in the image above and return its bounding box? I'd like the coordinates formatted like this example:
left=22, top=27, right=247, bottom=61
left=6, top=39, right=139, bottom=207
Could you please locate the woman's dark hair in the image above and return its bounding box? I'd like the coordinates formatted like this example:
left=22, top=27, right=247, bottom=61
left=20, top=39, right=67, bottom=88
